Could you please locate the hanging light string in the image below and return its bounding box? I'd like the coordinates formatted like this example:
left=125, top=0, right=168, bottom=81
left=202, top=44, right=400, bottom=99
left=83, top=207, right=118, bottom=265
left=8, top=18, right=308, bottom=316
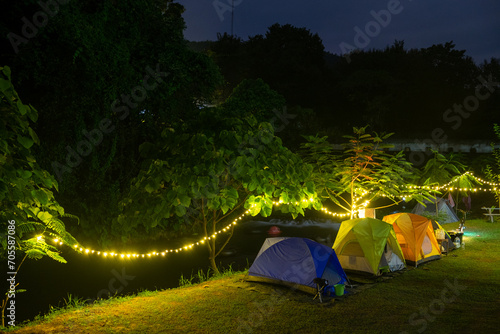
left=35, top=171, right=498, bottom=259
left=43, top=209, right=251, bottom=259
left=406, top=171, right=499, bottom=192
left=38, top=199, right=352, bottom=259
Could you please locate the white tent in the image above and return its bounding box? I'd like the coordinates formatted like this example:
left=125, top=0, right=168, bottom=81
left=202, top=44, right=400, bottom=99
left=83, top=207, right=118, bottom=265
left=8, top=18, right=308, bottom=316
left=412, top=198, right=460, bottom=224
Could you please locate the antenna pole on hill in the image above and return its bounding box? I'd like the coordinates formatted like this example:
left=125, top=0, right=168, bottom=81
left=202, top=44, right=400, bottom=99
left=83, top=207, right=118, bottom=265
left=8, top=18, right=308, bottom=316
left=231, top=0, right=234, bottom=36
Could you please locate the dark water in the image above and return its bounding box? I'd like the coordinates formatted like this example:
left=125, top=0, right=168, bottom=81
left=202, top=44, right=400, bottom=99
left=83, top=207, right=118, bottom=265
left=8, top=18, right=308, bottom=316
left=4, top=218, right=340, bottom=324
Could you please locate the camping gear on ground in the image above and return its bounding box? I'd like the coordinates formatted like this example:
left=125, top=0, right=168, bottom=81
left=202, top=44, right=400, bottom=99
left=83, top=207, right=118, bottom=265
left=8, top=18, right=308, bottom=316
left=313, top=278, right=328, bottom=302
left=247, top=237, right=348, bottom=297
left=412, top=198, right=459, bottom=224
left=448, top=231, right=464, bottom=248
left=431, top=220, right=456, bottom=253
left=334, top=284, right=345, bottom=296
left=382, top=213, right=442, bottom=266
left=332, top=218, right=406, bottom=276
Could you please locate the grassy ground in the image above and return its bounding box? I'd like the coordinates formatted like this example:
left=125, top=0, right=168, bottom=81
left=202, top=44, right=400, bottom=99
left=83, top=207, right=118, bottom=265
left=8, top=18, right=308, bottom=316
left=4, top=219, right=500, bottom=334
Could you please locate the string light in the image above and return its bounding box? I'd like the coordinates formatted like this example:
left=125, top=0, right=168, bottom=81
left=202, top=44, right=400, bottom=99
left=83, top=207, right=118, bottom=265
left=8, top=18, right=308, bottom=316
left=39, top=197, right=354, bottom=260
left=45, top=209, right=251, bottom=260
left=39, top=171, right=498, bottom=259
left=320, top=207, right=351, bottom=218
left=406, top=171, right=499, bottom=193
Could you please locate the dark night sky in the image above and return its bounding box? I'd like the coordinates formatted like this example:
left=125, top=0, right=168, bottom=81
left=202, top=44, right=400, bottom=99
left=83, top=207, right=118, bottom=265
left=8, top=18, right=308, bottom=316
left=180, top=0, right=500, bottom=64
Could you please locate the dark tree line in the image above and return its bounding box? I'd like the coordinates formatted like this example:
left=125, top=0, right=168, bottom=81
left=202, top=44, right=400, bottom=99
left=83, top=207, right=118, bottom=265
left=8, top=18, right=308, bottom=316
left=1, top=1, right=499, bottom=247
left=1, top=0, right=221, bottom=244
left=194, top=27, right=499, bottom=143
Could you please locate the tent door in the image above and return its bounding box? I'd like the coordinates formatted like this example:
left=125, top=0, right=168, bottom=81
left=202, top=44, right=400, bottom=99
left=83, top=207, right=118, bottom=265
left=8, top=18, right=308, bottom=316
left=422, top=234, right=433, bottom=255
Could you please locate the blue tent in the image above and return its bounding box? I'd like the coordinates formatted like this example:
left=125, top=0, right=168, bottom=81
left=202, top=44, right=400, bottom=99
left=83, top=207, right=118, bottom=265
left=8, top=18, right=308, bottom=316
left=247, top=237, right=348, bottom=295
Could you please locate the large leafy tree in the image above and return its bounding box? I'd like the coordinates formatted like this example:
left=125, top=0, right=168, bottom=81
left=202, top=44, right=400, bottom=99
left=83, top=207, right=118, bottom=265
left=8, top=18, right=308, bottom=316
left=220, top=78, right=286, bottom=123
left=331, top=41, right=485, bottom=138
left=300, top=126, right=432, bottom=218
left=117, top=110, right=320, bottom=273
left=416, top=150, right=476, bottom=215
left=1, top=0, right=221, bottom=244
left=0, top=66, right=78, bottom=261
left=417, top=150, right=466, bottom=186
left=1, top=66, right=78, bottom=326
left=209, top=24, right=333, bottom=118
left=485, top=124, right=500, bottom=207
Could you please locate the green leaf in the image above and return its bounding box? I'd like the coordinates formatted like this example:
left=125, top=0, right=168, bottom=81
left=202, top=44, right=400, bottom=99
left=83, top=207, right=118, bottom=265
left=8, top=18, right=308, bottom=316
left=178, top=194, right=191, bottom=207
left=17, top=135, right=34, bottom=149
left=221, top=204, right=230, bottom=214
left=248, top=180, right=258, bottom=191
left=154, top=202, right=165, bottom=214
left=175, top=205, right=186, bottom=217
left=27, top=105, right=38, bottom=122
left=19, top=170, right=33, bottom=179
left=261, top=203, right=272, bottom=217
left=144, top=181, right=157, bottom=193
left=31, top=189, right=49, bottom=205
left=25, top=249, right=45, bottom=260
left=197, top=176, right=209, bottom=188
left=37, top=211, right=53, bottom=222
left=17, top=100, right=29, bottom=115
left=28, top=127, right=40, bottom=145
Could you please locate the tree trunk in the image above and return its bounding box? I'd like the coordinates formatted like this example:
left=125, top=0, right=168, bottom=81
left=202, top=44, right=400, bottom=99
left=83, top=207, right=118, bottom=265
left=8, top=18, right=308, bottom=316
left=209, top=211, right=219, bottom=275
left=208, top=239, right=219, bottom=275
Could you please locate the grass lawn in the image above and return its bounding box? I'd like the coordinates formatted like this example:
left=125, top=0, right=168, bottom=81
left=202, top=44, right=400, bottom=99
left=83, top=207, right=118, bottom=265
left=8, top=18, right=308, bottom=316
left=5, top=219, right=500, bottom=334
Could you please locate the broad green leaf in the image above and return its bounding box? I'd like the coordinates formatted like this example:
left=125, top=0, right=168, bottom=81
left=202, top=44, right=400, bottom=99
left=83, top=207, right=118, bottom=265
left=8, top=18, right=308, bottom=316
left=31, top=189, right=49, bottom=205
left=17, top=135, right=34, bottom=149
left=37, top=211, right=53, bottom=222
left=197, top=176, right=209, bottom=188
left=17, top=100, right=29, bottom=115
left=261, top=203, right=272, bottom=217
left=154, top=202, right=165, bottom=214
left=19, top=170, right=32, bottom=179
left=178, top=194, right=191, bottom=207
left=175, top=205, right=186, bottom=217
left=28, top=127, right=40, bottom=145
left=27, top=105, right=38, bottom=122
left=144, top=181, right=157, bottom=193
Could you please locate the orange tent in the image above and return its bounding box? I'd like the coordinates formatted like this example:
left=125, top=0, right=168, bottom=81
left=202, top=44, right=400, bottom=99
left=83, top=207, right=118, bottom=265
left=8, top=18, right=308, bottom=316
left=382, top=213, right=441, bottom=266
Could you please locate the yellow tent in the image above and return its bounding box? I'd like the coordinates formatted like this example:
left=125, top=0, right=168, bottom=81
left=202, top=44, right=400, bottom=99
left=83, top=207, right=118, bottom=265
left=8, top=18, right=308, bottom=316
left=333, top=218, right=406, bottom=276
left=382, top=213, right=441, bottom=266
